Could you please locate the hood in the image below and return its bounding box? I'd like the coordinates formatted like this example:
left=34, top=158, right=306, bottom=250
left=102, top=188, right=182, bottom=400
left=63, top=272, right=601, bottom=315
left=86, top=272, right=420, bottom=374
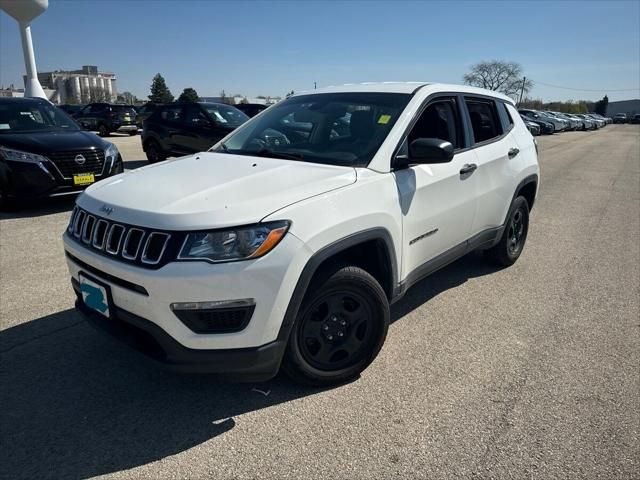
left=78, top=152, right=357, bottom=230
left=0, top=130, right=107, bottom=154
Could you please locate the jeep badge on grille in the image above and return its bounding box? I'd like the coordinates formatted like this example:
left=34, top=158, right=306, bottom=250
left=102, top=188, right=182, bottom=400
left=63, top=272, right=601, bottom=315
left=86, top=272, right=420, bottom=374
left=99, top=204, right=114, bottom=216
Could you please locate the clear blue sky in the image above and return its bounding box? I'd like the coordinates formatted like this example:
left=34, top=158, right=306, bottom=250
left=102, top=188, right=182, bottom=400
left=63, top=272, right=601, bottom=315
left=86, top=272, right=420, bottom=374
left=1, top=0, right=639, bottom=102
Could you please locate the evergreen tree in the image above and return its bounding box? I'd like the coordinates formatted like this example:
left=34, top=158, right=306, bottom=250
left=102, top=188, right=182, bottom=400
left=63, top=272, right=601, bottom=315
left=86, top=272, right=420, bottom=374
left=178, top=87, right=199, bottom=103
left=594, top=95, right=609, bottom=116
left=148, top=74, right=174, bottom=103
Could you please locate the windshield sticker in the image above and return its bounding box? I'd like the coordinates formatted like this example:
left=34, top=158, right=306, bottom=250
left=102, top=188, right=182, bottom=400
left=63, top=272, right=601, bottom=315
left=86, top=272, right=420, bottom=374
left=0, top=124, right=9, bottom=130
left=212, top=111, right=228, bottom=123
left=378, top=114, right=391, bottom=124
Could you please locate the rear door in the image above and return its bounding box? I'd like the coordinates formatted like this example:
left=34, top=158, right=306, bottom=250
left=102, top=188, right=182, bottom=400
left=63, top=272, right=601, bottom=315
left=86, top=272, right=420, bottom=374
left=464, top=97, right=520, bottom=234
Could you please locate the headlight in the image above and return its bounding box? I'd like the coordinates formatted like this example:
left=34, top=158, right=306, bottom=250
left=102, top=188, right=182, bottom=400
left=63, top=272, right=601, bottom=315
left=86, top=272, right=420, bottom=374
left=0, top=145, right=48, bottom=164
left=105, top=143, right=118, bottom=162
left=178, top=221, right=290, bottom=263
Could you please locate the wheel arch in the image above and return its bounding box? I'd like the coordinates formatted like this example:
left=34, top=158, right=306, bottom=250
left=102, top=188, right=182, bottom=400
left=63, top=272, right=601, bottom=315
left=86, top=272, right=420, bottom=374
left=276, top=228, right=398, bottom=343
left=515, top=174, right=538, bottom=212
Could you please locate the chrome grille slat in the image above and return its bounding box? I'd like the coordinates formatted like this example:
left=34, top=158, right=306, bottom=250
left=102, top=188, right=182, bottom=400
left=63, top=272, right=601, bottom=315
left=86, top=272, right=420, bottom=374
left=68, top=208, right=173, bottom=268
left=73, top=210, right=86, bottom=238
left=122, top=228, right=145, bottom=260
left=81, top=215, right=96, bottom=244
left=105, top=224, right=125, bottom=255
left=92, top=219, right=109, bottom=250
left=141, top=232, right=171, bottom=265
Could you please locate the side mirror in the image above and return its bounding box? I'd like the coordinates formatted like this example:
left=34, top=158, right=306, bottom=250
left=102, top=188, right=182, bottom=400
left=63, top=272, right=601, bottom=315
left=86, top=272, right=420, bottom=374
left=406, top=138, right=454, bottom=164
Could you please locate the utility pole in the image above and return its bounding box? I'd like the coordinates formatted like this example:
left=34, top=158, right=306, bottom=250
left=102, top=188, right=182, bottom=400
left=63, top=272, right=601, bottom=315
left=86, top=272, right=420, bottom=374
left=518, top=76, right=526, bottom=106
left=314, top=82, right=317, bottom=90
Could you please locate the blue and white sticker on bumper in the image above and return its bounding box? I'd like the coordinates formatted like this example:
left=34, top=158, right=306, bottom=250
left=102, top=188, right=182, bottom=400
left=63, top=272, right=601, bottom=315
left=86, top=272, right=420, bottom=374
left=79, top=273, right=111, bottom=318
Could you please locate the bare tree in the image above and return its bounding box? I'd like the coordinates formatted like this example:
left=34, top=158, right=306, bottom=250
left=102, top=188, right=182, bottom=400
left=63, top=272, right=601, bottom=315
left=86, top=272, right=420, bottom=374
left=463, top=60, right=533, bottom=99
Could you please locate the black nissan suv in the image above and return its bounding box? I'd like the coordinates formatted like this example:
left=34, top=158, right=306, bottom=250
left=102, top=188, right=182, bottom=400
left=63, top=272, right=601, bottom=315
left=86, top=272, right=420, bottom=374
left=141, top=102, right=249, bottom=162
left=0, top=97, right=123, bottom=208
left=75, top=103, right=138, bottom=136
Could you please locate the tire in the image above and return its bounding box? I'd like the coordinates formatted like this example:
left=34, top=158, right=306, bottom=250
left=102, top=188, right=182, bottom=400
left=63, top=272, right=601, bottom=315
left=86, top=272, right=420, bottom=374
left=128, top=130, right=138, bottom=136
left=145, top=139, right=166, bottom=163
left=282, top=265, right=390, bottom=386
left=98, top=124, right=109, bottom=137
left=486, top=196, right=530, bottom=267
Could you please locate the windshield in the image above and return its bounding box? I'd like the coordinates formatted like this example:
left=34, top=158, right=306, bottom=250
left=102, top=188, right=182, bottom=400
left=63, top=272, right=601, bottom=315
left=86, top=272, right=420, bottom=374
left=0, top=102, right=79, bottom=133
left=212, top=92, right=411, bottom=167
left=202, top=104, right=249, bottom=127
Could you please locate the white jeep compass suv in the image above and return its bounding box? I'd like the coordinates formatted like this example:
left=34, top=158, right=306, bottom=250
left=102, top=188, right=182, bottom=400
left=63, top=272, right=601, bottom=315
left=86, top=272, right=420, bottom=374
left=63, top=83, right=539, bottom=386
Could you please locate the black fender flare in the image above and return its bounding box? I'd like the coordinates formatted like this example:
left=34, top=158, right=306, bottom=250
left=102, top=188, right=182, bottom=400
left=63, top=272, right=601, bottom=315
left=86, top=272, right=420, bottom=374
left=275, top=228, right=398, bottom=345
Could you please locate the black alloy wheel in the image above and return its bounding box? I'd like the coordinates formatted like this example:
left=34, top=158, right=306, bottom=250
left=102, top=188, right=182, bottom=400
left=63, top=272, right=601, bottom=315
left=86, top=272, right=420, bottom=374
left=283, top=265, right=389, bottom=386
left=486, top=195, right=530, bottom=267
left=299, top=290, right=376, bottom=371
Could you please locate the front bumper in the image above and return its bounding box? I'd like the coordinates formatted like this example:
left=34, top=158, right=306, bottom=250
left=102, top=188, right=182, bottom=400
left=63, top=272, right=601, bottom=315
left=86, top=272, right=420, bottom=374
left=73, top=289, right=286, bottom=380
left=64, top=230, right=311, bottom=351
left=0, top=156, right=123, bottom=199
left=115, top=124, right=137, bottom=133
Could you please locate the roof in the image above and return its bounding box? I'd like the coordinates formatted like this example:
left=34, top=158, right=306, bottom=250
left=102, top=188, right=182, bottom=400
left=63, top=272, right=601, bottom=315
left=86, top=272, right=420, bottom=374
left=295, top=82, right=515, bottom=103
left=0, top=96, right=48, bottom=104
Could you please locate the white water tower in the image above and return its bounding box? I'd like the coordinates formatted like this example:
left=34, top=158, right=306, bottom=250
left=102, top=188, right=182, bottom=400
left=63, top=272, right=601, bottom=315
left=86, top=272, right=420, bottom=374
left=0, top=0, right=49, bottom=99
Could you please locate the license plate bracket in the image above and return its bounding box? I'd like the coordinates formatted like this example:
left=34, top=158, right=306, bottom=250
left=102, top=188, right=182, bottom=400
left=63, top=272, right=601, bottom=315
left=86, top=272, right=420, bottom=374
left=79, top=272, right=112, bottom=318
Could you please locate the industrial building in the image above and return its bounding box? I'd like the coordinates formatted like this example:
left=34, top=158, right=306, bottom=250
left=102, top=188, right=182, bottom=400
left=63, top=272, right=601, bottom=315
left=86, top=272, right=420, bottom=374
left=25, top=65, right=117, bottom=104
left=606, top=99, right=640, bottom=117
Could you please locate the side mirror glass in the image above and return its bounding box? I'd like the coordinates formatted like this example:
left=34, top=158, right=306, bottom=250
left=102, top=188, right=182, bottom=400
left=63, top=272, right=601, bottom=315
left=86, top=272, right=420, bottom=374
left=405, top=138, right=454, bottom=165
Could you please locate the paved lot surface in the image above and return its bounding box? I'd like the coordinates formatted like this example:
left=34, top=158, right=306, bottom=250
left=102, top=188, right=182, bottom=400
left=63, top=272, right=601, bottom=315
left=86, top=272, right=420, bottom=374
left=1, top=126, right=638, bottom=479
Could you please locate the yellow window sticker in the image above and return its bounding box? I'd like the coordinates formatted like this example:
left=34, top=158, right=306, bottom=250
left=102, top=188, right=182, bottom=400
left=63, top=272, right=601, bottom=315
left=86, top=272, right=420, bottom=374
left=378, top=114, right=391, bottom=124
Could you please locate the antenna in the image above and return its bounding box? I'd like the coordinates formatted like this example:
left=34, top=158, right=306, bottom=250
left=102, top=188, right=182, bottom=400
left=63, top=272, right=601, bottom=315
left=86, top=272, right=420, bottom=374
left=0, top=0, right=49, bottom=99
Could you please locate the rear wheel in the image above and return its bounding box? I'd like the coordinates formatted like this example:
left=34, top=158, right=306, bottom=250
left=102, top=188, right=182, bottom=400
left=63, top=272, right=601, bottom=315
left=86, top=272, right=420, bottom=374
left=282, top=265, right=389, bottom=386
left=486, top=196, right=530, bottom=267
left=98, top=124, right=109, bottom=137
left=145, top=139, right=166, bottom=163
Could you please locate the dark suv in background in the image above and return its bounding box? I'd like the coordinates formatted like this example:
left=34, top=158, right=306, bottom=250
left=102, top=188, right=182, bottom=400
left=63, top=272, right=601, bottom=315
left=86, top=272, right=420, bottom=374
left=75, top=103, right=138, bottom=136
left=234, top=103, right=268, bottom=118
left=141, top=102, right=249, bottom=162
left=0, top=97, right=123, bottom=208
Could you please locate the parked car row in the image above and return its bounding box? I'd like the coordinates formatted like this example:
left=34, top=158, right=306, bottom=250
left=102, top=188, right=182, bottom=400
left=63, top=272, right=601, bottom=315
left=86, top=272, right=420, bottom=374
left=519, top=109, right=611, bottom=135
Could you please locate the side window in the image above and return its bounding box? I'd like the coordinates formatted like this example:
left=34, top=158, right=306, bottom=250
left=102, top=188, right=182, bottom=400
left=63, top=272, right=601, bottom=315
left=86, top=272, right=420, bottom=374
left=497, top=102, right=514, bottom=132
left=183, top=105, right=209, bottom=126
left=465, top=98, right=502, bottom=143
left=159, top=105, right=183, bottom=124
left=407, top=98, right=461, bottom=149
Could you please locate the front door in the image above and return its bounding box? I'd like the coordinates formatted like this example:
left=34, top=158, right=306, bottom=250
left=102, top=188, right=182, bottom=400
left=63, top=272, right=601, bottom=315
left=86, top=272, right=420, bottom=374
left=394, top=97, right=478, bottom=280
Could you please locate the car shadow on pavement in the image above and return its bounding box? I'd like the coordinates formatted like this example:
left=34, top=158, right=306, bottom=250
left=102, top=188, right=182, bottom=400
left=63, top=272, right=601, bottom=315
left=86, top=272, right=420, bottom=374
left=0, top=309, right=323, bottom=480
left=390, top=251, right=503, bottom=322
left=0, top=252, right=501, bottom=479
left=0, top=195, right=77, bottom=220
left=124, top=160, right=148, bottom=170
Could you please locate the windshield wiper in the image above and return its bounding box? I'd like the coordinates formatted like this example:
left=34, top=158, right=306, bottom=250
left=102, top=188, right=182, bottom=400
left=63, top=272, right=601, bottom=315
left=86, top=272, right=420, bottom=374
left=254, top=148, right=304, bottom=161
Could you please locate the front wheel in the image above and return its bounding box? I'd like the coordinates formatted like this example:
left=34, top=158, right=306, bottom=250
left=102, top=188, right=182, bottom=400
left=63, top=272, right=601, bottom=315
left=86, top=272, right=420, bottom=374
left=486, top=196, right=530, bottom=267
left=128, top=130, right=138, bottom=136
left=282, top=265, right=390, bottom=386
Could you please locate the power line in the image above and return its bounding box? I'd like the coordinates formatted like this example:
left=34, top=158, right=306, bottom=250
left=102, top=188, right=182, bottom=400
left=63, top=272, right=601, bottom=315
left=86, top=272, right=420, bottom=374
left=531, top=80, right=640, bottom=92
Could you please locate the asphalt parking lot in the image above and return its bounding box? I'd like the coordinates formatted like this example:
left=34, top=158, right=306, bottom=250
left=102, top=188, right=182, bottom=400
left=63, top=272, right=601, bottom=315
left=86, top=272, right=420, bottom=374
left=1, top=126, right=638, bottom=479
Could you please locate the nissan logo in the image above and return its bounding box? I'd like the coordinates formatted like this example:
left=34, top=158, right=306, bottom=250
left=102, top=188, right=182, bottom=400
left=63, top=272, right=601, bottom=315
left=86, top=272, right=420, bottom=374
left=74, top=154, right=86, bottom=165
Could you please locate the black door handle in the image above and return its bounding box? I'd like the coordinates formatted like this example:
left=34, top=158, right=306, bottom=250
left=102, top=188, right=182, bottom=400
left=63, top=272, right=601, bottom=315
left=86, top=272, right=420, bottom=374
left=508, top=148, right=520, bottom=159
left=460, top=163, right=477, bottom=175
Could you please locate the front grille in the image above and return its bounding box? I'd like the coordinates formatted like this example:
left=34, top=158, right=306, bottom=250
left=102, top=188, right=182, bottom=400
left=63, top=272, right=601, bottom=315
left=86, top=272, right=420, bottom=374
left=68, top=207, right=175, bottom=268
left=48, top=149, right=106, bottom=178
